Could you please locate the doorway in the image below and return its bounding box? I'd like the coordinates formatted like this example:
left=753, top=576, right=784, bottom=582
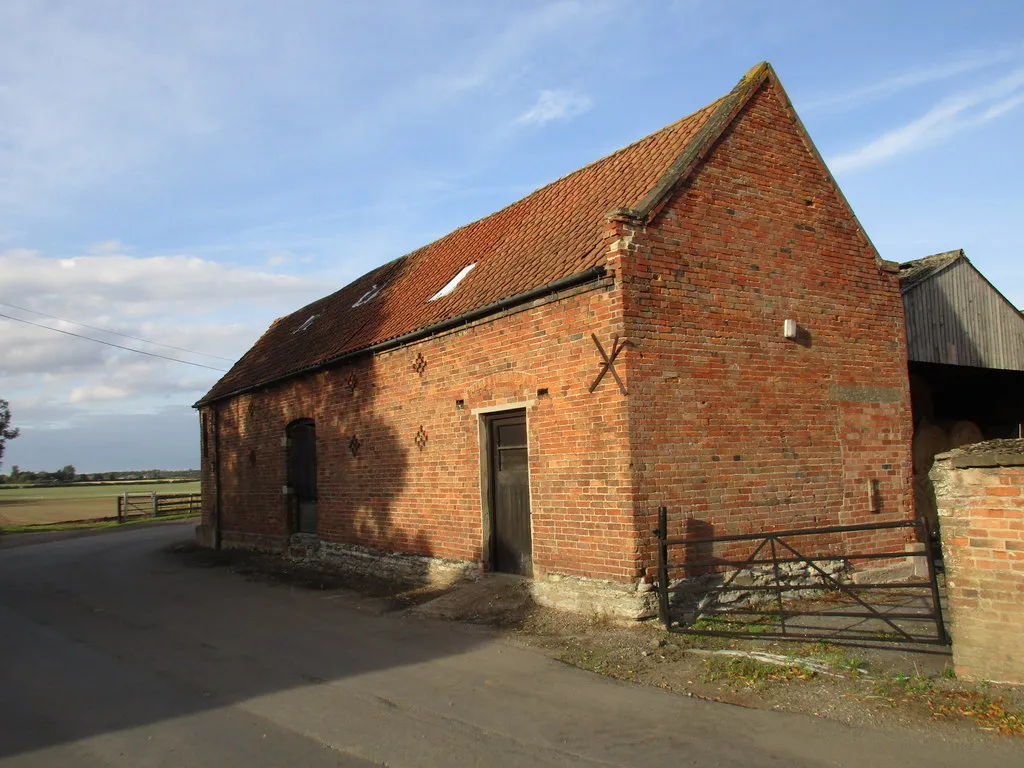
left=287, top=419, right=318, bottom=534
left=486, top=410, right=532, bottom=576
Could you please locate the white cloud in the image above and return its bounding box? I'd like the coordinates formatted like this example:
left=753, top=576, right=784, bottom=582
left=267, top=251, right=295, bottom=267
left=803, top=48, right=1022, bottom=112
left=829, top=68, right=1024, bottom=174
left=517, top=89, right=593, bottom=126
left=69, top=384, right=130, bottom=404
left=0, top=248, right=314, bottom=311
left=0, top=246, right=325, bottom=436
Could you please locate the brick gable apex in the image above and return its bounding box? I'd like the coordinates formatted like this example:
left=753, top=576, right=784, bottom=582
left=618, top=63, right=895, bottom=278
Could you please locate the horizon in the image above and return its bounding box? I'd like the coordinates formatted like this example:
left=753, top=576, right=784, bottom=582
left=2, top=1, right=1022, bottom=472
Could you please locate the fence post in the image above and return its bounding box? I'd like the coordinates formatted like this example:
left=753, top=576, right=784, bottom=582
left=122, top=491, right=128, bottom=522
left=152, top=491, right=158, bottom=518
left=657, top=506, right=670, bottom=629
left=919, top=517, right=948, bottom=644
left=116, top=494, right=122, bottom=523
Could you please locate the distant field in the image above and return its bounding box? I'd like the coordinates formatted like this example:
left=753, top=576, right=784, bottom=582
left=0, top=481, right=202, bottom=528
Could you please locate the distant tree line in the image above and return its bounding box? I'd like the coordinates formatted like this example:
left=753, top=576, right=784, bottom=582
left=0, top=467, right=201, bottom=485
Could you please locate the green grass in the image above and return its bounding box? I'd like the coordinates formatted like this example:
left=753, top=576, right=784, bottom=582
left=787, top=642, right=867, bottom=675
left=0, top=481, right=201, bottom=528
left=0, top=481, right=201, bottom=502
left=702, top=656, right=817, bottom=686
left=1, top=512, right=198, bottom=534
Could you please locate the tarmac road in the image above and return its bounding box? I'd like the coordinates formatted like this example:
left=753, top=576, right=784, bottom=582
left=0, top=523, right=1018, bottom=767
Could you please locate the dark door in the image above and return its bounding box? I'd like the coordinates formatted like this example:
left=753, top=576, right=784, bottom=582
left=287, top=420, right=318, bottom=534
left=488, top=411, right=532, bottom=576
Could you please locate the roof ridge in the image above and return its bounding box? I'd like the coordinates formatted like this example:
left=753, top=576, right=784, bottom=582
left=423, top=95, right=729, bottom=250
left=901, top=249, right=965, bottom=267
left=631, top=61, right=772, bottom=221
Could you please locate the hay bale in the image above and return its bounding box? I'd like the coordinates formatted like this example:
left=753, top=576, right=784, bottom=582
left=948, top=420, right=983, bottom=449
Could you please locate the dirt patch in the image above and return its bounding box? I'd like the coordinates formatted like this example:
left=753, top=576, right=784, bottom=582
left=170, top=544, right=1024, bottom=742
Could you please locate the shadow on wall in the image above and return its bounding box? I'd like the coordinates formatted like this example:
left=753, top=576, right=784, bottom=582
left=212, top=254, right=449, bottom=585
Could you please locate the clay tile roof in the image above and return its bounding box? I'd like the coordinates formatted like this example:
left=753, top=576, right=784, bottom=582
left=198, top=63, right=774, bottom=406
left=898, top=250, right=965, bottom=294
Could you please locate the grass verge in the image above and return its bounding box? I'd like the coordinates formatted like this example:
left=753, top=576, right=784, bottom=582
left=1, top=513, right=198, bottom=534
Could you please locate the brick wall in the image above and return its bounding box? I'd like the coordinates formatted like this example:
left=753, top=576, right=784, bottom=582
left=199, top=77, right=916, bottom=588
left=932, top=439, right=1024, bottom=684
left=201, top=281, right=642, bottom=582
left=621, top=78, right=914, bottom=573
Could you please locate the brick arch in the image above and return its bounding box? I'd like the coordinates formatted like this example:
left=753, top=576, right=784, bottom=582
left=463, top=371, right=538, bottom=409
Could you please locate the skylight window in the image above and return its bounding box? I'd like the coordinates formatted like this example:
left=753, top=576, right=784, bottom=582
left=293, top=314, right=319, bottom=333
left=352, top=284, right=383, bottom=308
left=428, top=263, right=476, bottom=302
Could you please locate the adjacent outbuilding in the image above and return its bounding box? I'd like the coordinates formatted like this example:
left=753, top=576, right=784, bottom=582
left=900, top=250, right=1024, bottom=524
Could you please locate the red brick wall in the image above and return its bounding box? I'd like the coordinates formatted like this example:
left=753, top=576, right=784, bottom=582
left=620, top=79, right=914, bottom=573
left=200, top=77, right=915, bottom=586
left=932, top=444, right=1024, bottom=683
left=201, top=282, right=642, bottom=581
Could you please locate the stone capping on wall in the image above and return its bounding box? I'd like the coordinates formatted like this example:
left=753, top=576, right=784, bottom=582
left=940, top=438, right=1024, bottom=469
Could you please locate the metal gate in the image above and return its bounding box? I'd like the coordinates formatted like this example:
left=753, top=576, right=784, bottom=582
left=653, top=508, right=948, bottom=645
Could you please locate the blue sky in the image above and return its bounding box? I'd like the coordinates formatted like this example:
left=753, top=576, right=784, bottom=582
left=1, top=0, right=1022, bottom=472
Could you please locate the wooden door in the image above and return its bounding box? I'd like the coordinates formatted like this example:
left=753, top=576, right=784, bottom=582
left=488, top=411, right=532, bottom=576
left=287, top=420, right=318, bottom=534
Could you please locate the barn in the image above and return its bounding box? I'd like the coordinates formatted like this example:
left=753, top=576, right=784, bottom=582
left=194, top=62, right=915, bottom=615
left=900, top=249, right=1024, bottom=524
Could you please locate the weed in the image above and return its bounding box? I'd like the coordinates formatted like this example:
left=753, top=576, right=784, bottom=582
left=875, top=672, right=935, bottom=698
left=691, top=615, right=771, bottom=635
left=702, top=656, right=816, bottom=687
left=787, top=642, right=867, bottom=675
left=941, top=665, right=957, bottom=680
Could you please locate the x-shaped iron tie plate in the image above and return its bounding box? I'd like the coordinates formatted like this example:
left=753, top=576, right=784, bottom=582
left=589, top=333, right=630, bottom=396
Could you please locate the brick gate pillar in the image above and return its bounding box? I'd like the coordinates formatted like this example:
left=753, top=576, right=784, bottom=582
left=931, top=439, right=1024, bottom=683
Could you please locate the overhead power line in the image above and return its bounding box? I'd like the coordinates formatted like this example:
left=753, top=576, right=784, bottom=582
left=0, top=312, right=229, bottom=372
left=0, top=300, right=234, bottom=362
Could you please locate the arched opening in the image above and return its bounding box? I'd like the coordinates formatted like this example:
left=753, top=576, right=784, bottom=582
left=286, top=419, right=318, bottom=534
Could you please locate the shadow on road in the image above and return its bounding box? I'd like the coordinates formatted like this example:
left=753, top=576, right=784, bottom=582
left=0, top=522, right=490, bottom=761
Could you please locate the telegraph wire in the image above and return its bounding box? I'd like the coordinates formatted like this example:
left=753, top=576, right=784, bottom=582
left=0, top=312, right=229, bottom=372
left=0, top=300, right=234, bottom=361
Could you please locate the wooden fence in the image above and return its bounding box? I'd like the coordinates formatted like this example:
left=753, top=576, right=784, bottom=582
left=116, top=492, right=201, bottom=522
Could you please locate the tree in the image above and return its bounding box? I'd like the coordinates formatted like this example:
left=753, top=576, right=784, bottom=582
left=0, top=399, right=19, bottom=472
